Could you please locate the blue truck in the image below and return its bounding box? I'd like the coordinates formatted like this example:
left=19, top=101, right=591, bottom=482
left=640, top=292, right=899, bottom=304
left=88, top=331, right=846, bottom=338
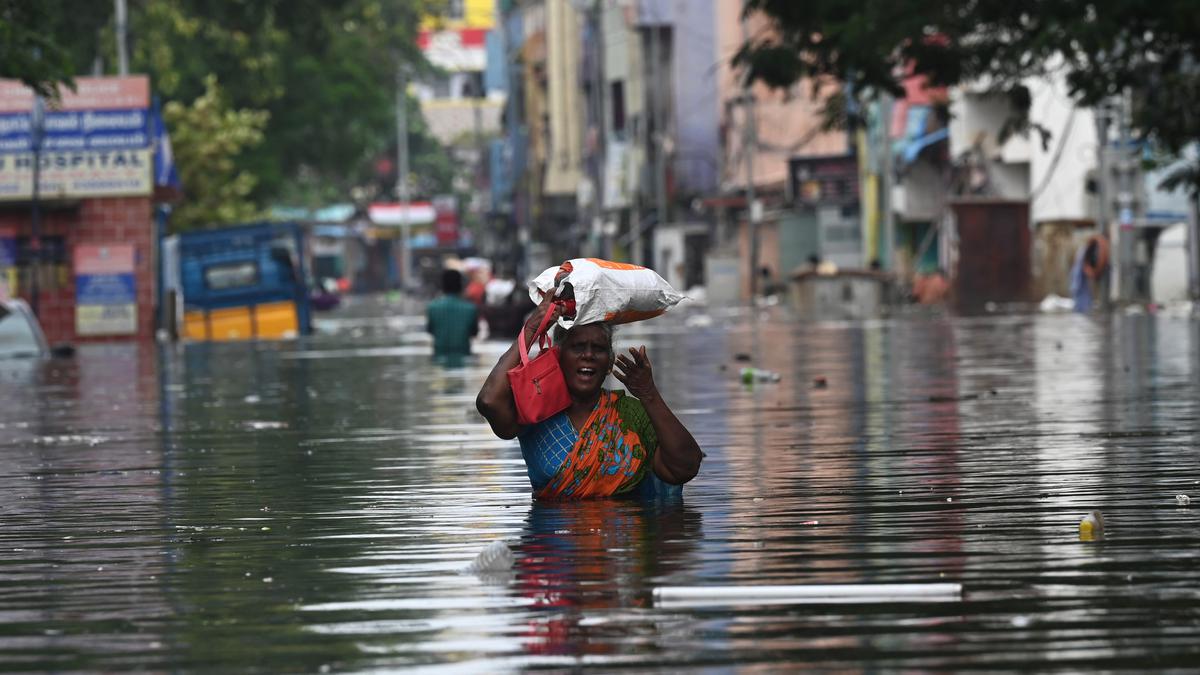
left=166, top=222, right=313, bottom=341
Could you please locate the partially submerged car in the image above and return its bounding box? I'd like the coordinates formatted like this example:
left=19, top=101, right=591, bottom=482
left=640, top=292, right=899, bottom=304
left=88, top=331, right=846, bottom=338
left=0, top=299, right=74, bottom=360
left=0, top=299, right=50, bottom=359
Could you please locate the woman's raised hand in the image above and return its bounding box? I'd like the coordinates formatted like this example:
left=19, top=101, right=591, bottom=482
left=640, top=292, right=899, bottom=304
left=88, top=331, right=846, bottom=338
left=613, top=345, right=659, bottom=404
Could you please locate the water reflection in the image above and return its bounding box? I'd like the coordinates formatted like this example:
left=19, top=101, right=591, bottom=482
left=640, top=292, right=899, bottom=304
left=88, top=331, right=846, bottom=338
left=515, top=498, right=702, bottom=658
left=1, top=309, right=1198, bottom=671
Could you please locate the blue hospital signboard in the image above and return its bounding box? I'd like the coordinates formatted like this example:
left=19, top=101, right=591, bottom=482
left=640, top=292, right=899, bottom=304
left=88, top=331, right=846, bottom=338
left=0, top=76, right=151, bottom=200
left=74, top=244, right=137, bottom=336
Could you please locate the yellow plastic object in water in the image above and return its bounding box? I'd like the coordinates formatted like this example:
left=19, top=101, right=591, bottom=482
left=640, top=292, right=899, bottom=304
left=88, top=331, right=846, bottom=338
left=1079, top=511, right=1105, bottom=541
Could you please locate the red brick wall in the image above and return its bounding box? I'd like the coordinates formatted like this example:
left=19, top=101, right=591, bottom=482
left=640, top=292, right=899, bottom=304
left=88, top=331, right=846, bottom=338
left=0, top=196, right=155, bottom=344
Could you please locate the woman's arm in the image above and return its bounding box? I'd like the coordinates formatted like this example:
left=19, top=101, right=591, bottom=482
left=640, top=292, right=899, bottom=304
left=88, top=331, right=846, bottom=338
left=613, top=346, right=703, bottom=485
left=475, top=291, right=560, bottom=439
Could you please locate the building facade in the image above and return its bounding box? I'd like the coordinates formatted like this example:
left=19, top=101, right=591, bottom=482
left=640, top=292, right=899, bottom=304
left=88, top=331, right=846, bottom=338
left=0, top=76, right=158, bottom=343
left=714, top=0, right=849, bottom=299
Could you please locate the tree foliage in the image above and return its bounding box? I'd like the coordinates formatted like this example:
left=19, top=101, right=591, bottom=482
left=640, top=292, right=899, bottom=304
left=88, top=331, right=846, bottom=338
left=130, top=0, right=451, bottom=206
left=0, top=0, right=79, bottom=99
left=14, top=0, right=455, bottom=223
left=736, top=0, right=1200, bottom=190
left=164, top=76, right=269, bottom=230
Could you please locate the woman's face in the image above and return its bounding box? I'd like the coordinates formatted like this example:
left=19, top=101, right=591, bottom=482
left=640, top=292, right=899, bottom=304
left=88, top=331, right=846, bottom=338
left=558, top=324, right=613, bottom=400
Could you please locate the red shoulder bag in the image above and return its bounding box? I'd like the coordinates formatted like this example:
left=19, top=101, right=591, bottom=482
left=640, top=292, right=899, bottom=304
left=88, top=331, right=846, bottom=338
left=506, top=299, right=571, bottom=425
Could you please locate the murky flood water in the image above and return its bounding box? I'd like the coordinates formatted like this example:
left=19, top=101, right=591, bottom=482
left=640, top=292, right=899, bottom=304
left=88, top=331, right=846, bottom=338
left=2, top=299, right=1199, bottom=672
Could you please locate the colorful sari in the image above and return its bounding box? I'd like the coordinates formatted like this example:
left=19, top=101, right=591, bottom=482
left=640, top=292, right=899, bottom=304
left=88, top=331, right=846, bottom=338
left=518, top=390, right=659, bottom=500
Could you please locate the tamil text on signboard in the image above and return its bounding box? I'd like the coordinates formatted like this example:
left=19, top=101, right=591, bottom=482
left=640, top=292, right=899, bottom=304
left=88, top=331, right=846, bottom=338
left=74, top=244, right=137, bottom=336
left=0, top=77, right=152, bottom=201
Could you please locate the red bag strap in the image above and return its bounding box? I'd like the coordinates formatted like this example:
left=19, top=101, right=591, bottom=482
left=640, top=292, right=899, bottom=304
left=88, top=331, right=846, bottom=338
left=517, top=292, right=559, bottom=365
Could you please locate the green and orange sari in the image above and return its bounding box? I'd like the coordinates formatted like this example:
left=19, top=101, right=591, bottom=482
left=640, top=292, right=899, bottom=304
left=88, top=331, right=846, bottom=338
left=517, top=390, right=662, bottom=500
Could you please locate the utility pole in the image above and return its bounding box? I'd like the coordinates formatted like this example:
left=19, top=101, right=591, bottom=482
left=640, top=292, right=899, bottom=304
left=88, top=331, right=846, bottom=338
left=1093, top=103, right=1112, bottom=307
left=1188, top=191, right=1200, bottom=301
left=879, top=93, right=895, bottom=271
left=115, top=0, right=129, bottom=75
left=29, top=96, right=45, bottom=318
left=589, top=1, right=608, bottom=260
left=395, top=63, right=411, bottom=291
left=648, top=22, right=667, bottom=270
left=500, top=3, right=528, bottom=281
left=473, top=73, right=485, bottom=213
left=740, top=13, right=760, bottom=297
left=1114, top=88, right=1138, bottom=303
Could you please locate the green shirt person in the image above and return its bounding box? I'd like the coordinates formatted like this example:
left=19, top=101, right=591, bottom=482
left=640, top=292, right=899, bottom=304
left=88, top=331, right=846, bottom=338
left=426, top=269, right=478, bottom=362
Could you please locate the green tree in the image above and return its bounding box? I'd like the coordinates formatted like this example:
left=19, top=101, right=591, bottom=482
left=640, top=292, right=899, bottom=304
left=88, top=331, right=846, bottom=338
left=164, top=75, right=269, bottom=231
left=736, top=0, right=1200, bottom=190
left=128, top=0, right=450, bottom=204
left=6, top=0, right=456, bottom=219
left=0, top=0, right=79, bottom=99
left=24, top=0, right=454, bottom=216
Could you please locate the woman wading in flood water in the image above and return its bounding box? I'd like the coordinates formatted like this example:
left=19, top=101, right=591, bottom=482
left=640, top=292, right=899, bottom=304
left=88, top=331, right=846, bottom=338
left=476, top=290, right=703, bottom=499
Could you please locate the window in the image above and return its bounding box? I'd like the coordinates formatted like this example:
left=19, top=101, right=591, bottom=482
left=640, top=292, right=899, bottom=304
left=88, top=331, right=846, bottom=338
left=14, top=235, right=68, bottom=294
left=204, top=261, right=259, bottom=290
left=448, top=0, right=465, bottom=20
left=432, top=75, right=452, bottom=99
left=610, top=81, right=626, bottom=134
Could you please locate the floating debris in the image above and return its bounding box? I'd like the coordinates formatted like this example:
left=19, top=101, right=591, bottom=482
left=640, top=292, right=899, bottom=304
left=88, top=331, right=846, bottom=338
left=653, top=583, right=962, bottom=608
left=243, top=421, right=288, bottom=431
left=33, top=434, right=107, bottom=447
left=741, top=368, right=781, bottom=384
left=1079, top=511, right=1105, bottom=541
left=464, top=540, right=514, bottom=574
left=1176, top=494, right=1191, bottom=507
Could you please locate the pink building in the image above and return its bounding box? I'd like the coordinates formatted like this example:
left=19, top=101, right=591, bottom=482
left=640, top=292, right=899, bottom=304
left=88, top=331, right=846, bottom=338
left=713, top=0, right=849, bottom=299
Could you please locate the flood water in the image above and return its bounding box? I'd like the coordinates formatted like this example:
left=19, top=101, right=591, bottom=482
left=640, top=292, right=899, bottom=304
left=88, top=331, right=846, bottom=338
left=2, top=299, right=1199, bottom=672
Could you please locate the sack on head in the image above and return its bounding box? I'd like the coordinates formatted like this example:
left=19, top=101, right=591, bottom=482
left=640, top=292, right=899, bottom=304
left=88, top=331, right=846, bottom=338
left=529, top=258, right=684, bottom=330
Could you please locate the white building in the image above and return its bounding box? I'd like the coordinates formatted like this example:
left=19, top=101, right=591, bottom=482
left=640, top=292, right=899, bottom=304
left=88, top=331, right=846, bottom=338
left=943, top=73, right=1103, bottom=298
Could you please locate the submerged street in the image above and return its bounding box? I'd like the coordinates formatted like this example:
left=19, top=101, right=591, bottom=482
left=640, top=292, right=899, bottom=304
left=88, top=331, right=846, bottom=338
left=2, top=301, right=1199, bottom=671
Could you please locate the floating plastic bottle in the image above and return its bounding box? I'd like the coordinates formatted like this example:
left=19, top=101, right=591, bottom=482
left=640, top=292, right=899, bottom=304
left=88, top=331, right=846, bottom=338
left=1176, top=494, right=1191, bottom=507
left=741, top=367, right=781, bottom=384
left=1079, top=511, right=1105, bottom=541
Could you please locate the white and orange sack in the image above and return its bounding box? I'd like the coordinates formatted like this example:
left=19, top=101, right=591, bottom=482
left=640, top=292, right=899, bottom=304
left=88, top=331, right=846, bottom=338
left=529, top=258, right=684, bottom=329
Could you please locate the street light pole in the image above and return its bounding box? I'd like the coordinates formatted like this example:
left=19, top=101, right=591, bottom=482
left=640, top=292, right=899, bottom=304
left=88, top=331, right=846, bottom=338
left=395, top=62, right=411, bottom=292
left=115, top=0, right=129, bottom=75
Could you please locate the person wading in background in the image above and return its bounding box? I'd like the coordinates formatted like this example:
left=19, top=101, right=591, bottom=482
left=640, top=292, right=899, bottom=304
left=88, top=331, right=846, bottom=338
left=426, top=269, right=478, bottom=364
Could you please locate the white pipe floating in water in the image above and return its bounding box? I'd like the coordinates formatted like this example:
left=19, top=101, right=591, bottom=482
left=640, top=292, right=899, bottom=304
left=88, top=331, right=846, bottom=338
left=653, top=583, right=963, bottom=608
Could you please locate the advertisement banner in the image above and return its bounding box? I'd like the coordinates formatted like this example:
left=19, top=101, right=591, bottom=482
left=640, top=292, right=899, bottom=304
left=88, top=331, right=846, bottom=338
left=74, top=244, right=137, bottom=336
left=432, top=195, right=459, bottom=246
left=0, top=76, right=152, bottom=201
left=788, top=154, right=860, bottom=207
